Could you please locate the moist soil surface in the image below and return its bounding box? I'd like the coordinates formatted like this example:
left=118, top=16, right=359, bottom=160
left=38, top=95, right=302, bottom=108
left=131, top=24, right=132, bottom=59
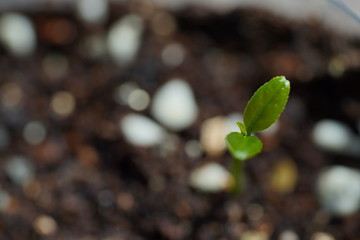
left=1, top=4, right=360, bottom=240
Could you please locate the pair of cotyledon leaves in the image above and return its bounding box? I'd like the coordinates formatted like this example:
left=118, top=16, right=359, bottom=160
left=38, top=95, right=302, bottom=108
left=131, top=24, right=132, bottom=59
left=226, top=76, right=290, bottom=161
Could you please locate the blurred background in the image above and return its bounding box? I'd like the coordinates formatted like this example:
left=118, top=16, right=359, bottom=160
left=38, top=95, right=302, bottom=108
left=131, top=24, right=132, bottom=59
left=0, top=0, right=360, bottom=239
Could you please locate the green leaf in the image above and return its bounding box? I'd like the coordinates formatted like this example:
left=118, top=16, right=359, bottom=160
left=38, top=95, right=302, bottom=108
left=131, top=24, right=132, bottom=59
left=225, top=132, right=263, bottom=161
left=243, top=76, right=290, bottom=135
left=236, top=121, right=247, bottom=136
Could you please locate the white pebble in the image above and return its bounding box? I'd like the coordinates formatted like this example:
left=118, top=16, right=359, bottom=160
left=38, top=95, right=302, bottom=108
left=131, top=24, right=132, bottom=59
left=120, top=113, right=166, bottom=147
left=113, top=83, right=150, bottom=111
left=241, top=230, right=269, bottom=240
left=279, top=230, right=299, bottom=240
left=128, top=89, right=151, bottom=111
left=4, top=155, right=34, bottom=186
left=0, top=13, right=36, bottom=57
left=113, top=82, right=139, bottom=105
left=316, top=166, right=360, bottom=216
left=189, top=162, right=232, bottom=192
left=107, top=14, right=144, bottom=65
left=23, top=121, right=47, bottom=145
left=50, top=91, right=76, bottom=118
left=311, top=232, right=335, bottom=240
left=151, top=79, right=198, bottom=131
left=200, top=116, right=227, bottom=156
left=33, top=215, right=58, bottom=236
left=312, top=119, right=355, bottom=154
left=77, top=0, right=108, bottom=24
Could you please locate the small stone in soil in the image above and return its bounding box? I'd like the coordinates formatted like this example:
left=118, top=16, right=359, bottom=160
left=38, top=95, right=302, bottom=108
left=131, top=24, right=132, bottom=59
left=316, top=165, right=360, bottom=216
left=151, top=11, right=177, bottom=36
left=151, top=79, right=198, bottom=131
left=311, top=232, right=335, bottom=240
left=23, top=121, right=47, bottom=145
left=0, top=82, right=24, bottom=109
left=161, top=43, right=186, bottom=67
left=120, top=113, right=166, bottom=147
left=279, top=230, right=299, bottom=240
left=4, top=155, right=34, bottom=186
left=107, top=14, right=144, bottom=65
left=312, top=119, right=360, bottom=156
left=33, top=215, right=58, bottom=236
left=0, top=13, right=36, bottom=57
left=269, top=158, right=298, bottom=194
left=50, top=91, right=76, bottom=118
left=114, top=81, right=139, bottom=105
left=76, top=0, right=108, bottom=25
left=116, top=192, right=135, bottom=211
left=189, top=162, right=232, bottom=193
left=127, top=89, right=150, bottom=111
left=200, top=116, right=227, bottom=156
left=240, top=230, right=269, bottom=240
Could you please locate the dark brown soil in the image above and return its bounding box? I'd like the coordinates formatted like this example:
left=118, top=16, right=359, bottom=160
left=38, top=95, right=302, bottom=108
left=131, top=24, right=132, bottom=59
left=1, top=3, right=360, bottom=240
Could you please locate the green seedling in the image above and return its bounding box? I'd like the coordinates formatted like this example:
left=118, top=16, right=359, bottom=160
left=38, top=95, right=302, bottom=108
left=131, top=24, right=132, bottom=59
left=226, top=76, right=290, bottom=194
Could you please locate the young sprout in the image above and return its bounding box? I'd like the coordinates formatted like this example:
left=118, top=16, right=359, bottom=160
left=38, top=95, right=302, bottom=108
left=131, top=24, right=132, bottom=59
left=226, top=76, right=290, bottom=194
